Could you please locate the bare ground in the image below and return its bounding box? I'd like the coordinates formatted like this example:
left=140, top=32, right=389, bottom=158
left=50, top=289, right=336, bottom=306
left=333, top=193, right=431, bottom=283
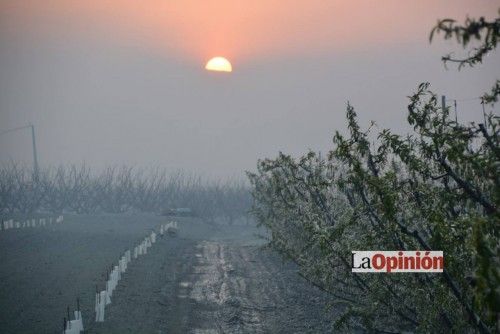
left=0, top=213, right=164, bottom=334
left=0, top=215, right=336, bottom=333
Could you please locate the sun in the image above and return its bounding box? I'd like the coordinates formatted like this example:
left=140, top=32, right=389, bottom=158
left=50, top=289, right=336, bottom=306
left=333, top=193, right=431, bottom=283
left=205, top=57, right=232, bottom=72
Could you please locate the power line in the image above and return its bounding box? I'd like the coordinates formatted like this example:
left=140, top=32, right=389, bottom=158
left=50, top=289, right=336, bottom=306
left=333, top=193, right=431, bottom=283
left=0, top=125, right=32, bottom=137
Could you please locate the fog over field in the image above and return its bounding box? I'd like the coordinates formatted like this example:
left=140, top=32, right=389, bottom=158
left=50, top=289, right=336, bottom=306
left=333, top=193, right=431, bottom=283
left=1, top=1, right=498, bottom=177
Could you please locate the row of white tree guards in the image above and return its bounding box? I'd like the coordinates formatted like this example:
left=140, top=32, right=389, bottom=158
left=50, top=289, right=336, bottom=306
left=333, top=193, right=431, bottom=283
left=1, top=215, right=64, bottom=231
left=62, top=221, right=179, bottom=334
left=62, top=301, right=84, bottom=334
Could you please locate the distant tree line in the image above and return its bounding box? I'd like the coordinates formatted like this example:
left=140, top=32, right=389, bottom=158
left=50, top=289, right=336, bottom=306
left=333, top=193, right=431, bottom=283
left=248, top=12, right=499, bottom=333
left=0, top=164, right=251, bottom=223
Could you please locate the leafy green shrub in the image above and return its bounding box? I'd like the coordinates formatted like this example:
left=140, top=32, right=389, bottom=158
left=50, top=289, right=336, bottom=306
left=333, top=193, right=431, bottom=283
left=248, top=12, right=499, bottom=333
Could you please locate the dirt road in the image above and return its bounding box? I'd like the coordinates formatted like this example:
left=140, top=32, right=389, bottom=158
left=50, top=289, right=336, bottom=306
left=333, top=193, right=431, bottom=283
left=91, top=221, right=335, bottom=333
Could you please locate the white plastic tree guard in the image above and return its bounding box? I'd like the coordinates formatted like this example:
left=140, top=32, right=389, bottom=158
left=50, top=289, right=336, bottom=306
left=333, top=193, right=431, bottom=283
left=72, top=310, right=84, bottom=332
left=119, top=256, right=127, bottom=273
left=64, top=310, right=83, bottom=334
left=105, top=279, right=113, bottom=303
left=1, top=215, right=64, bottom=232
left=125, top=250, right=131, bottom=263
left=95, top=290, right=107, bottom=322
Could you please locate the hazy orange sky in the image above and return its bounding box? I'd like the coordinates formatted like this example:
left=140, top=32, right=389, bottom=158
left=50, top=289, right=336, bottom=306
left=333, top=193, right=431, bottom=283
left=0, top=1, right=499, bottom=177
left=2, top=0, right=498, bottom=64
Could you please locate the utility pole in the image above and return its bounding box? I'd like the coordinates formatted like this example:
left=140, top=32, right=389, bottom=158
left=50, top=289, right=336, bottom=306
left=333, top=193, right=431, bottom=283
left=453, top=100, right=458, bottom=122
left=30, top=124, right=39, bottom=183
left=440, top=95, right=447, bottom=125
left=0, top=124, right=39, bottom=183
left=481, top=98, right=487, bottom=126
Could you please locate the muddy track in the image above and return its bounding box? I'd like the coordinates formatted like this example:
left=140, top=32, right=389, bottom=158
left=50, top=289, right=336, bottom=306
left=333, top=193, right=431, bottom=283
left=93, top=228, right=335, bottom=333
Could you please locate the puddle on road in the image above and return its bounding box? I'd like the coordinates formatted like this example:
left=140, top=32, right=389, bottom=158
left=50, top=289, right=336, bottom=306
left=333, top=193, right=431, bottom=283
left=179, top=281, right=191, bottom=288
left=190, top=241, right=228, bottom=305
left=188, top=241, right=264, bottom=333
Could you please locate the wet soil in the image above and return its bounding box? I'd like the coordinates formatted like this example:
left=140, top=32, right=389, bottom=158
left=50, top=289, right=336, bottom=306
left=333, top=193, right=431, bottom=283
left=0, top=215, right=335, bottom=333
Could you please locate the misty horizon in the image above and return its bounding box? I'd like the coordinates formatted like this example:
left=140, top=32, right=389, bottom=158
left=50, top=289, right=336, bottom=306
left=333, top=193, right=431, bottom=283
left=1, top=1, right=499, bottom=178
